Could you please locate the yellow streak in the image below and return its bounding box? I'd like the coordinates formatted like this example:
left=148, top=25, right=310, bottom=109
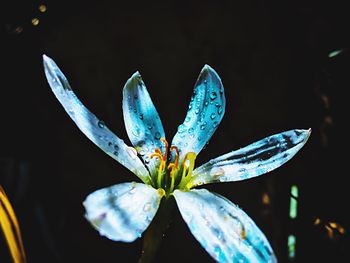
left=0, top=185, right=26, bottom=263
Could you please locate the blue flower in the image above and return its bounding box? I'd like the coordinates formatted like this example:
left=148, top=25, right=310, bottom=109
left=43, top=55, right=310, bottom=262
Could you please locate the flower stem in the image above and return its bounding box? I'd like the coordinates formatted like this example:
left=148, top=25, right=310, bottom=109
left=138, top=197, right=175, bottom=263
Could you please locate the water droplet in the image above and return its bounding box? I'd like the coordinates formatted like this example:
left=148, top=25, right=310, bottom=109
left=185, top=116, right=191, bottom=123
left=147, top=124, right=153, bottom=130
left=190, top=96, right=194, bottom=102
left=195, top=109, right=200, bottom=114
left=127, top=147, right=138, bottom=159
left=210, top=113, right=216, bottom=119
left=134, top=94, right=138, bottom=100
left=155, top=131, right=161, bottom=140
left=108, top=142, right=113, bottom=147
left=210, top=167, right=225, bottom=179
left=143, top=202, right=151, bottom=212
left=139, top=114, right=144, bottom=120
left=132, top=127, right=141, bottom=137
left=198, top=136, right=202, bottom=141
left=188, top=104, right=192, bottom=110
left=213, top=121, right=218, bottom=128
left=114, top=144, right=119, bottom=150
left=188, top=128, right=194, bottom=134
left=217, top=106, right=223, bottom=115
left=204, top=79, right=208, bottom=84
left=204, top=101, right=209, bottom=106
left=177, top=124, right=186, bottom=133
left=200, top=122, right=207, bottom=130
left=97, top=121, right=105, bottom=128
left=113, top=151, right=118, bottom=156
left=129, top=186, right=136, bottom=194
left=210, top=91, right=217, bottom=100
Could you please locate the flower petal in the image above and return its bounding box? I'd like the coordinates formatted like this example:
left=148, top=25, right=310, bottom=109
left=122, top=72, right=165, bottom=172
left=43, top=55, right=151, bottom=184
left=171, top=65, right=225, bottom=161
left=83, top=182, right=164, bottom=242
left=174, top=189, right=277, bottom=263
left=189, top=129, right=311, bottom=188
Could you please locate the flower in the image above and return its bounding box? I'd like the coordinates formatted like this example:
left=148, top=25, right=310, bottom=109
left=43, top=54, right=310, bottom=262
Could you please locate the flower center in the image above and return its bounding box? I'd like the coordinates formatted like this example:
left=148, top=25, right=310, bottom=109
left=150, top=138, right=196, bottom=195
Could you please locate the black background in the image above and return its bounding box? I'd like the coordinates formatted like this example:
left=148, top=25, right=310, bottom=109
left=1, top=0, right=349, bottom=262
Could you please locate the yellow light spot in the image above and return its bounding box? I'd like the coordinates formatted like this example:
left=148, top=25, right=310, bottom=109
left=314, top=218, right=321, bottom=225
left=38, top=4, right=47, bottom=12
left=329, top=222, right=346, bottom=235
left=262, top=193, right=270, bottom=205
left=325, top=225, right=334, bottom=239
left=31, top=18, right=40, bottom=26
left=329, top=222, right=338, bottom=228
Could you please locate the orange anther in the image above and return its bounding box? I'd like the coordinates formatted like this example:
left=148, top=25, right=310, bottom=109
left=150, top=152, right=162, bottom=160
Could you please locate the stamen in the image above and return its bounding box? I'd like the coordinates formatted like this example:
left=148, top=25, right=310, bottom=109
left=178, top=152, right=197, bottom=190
left=150, top=152, right=162, bottom=160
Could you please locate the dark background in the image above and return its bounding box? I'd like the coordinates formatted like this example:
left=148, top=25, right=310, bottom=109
left=1, top=0, right=349, bottom=262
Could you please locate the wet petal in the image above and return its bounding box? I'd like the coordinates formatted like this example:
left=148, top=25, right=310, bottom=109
left=174, top=189, right=277, bottom=263
left=171, top=65, right=225, bottom=161
left=190, top=129, right=311, bottom=187
left=43, top=55, right=151, bottom=184
left=122, top=72, right=165, bottom=172
left=83, top=182, right=164, bottom=242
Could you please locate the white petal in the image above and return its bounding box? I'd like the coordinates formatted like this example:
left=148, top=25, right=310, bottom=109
left=171, top=65, right=225, bottom=161
left=83, top=182, right=164, bottom=242
left=43, top=55, right=151, bottom=183
left=174, top=189, right=277, bottom=263
left=190, top=129, right=311, bottom=187
left=122, top=72, right=165, bottom=173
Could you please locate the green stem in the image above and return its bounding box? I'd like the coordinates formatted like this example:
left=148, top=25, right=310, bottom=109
left=138, top=197, right=175, bottom=263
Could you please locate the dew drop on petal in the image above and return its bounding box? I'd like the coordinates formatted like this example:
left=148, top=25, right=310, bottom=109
left=155, top=131, right=161, bottom=140
left=143, top=202, right=151, bottom=212
left=188, top=128, right=194, bottom=134
left=217, top=106, right=223, bottom=115
left=129, top=186, right=136, bottom=194
left=210, top=113, right=216, bottom=119
left=178, top=124, right=186, bottom=133
left=185, top=116, right=191, bottom=123
left=139, top=113, right=144, bottom=120
left=210, top=91, right=217, bottom=100
left=210, top=167, right=225, bottom=179
left=127, top=147, right=138, bottom=159
left=97, top=121, right=105, bottom=128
